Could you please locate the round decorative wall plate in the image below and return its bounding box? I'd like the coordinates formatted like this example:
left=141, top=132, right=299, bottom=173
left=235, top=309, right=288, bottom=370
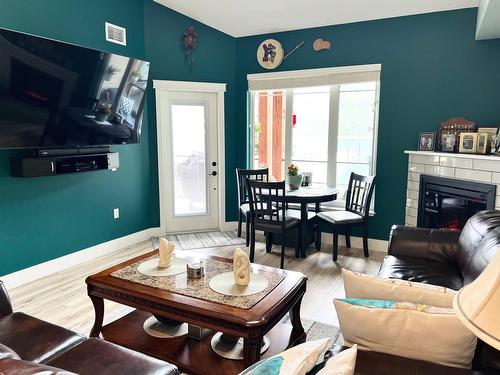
left=256, top=39, right=284, bottom=70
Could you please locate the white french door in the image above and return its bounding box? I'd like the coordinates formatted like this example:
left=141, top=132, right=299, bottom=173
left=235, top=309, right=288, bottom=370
left=157, top=91, right=219, bottom=233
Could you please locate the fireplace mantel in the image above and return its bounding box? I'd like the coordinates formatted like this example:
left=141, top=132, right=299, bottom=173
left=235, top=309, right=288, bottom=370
left=405, top=150, right=500, bottom=162
left=404, top=150, right=500, bottom=226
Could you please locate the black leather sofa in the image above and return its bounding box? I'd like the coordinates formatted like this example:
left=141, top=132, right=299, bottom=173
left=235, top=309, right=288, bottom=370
left=380, top=210, right=500, bottom=373
left=241, top=210, right=500, bottom=375
left=0, top=281, right=178, bottom=375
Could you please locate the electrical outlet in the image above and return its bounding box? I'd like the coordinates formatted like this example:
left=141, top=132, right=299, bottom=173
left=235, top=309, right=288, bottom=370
left=113, top=208, right=120, bottom=219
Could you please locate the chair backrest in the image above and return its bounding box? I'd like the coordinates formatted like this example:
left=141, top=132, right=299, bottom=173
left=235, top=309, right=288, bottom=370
left=246, top=179, right=286, bottom=229
left=236, top=168, right=269, bottom=207
left=345, top=172, right=376, bottom=218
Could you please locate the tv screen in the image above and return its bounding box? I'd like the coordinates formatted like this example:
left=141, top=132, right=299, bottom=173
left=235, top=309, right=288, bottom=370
left=0, top=27, right=150, bottom=149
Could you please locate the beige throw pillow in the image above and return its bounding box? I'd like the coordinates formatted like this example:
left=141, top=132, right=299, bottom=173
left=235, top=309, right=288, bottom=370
left=249, top=338, right=330, bottom=375
left=334, top=298, right=477, bottom=369
left=342, top=269, right=456, bottom=308
left=316, top=345, right=357, bottom=375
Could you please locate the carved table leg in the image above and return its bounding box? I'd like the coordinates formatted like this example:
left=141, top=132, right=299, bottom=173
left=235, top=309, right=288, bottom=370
left=289, top=295, right=306, bottom=346
left=89, top=294, right=104, bottom=338
left=243, top=337, right=262, bottom=368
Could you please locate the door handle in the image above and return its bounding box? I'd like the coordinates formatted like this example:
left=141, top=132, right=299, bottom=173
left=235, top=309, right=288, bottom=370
left=209, top=171, right=217, bottom=176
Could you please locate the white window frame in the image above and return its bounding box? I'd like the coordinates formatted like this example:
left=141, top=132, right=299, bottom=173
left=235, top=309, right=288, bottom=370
left=248, top=65, right=381, bottom=211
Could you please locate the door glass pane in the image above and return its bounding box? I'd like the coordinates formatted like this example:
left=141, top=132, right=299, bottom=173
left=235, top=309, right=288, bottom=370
left=171, top=104, right=207, bottom=216
left=291, top=86, right=330, bottom=184
left=252, top=90, right=285, bottom=181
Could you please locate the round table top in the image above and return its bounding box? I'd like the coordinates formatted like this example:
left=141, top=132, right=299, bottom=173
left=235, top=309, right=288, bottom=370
left=260, top=184, right=338, bottom=204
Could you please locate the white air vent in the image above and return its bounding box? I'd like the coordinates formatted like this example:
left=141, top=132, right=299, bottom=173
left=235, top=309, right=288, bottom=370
left=105, top=22, right=126, bottom=46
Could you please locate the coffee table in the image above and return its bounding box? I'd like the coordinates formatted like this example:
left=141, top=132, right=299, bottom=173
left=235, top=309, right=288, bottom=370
left=86, top=251, right=307, bottom=375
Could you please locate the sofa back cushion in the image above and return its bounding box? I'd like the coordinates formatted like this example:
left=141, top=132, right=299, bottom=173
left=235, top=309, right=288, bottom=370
left=0, top=358, right=76, bottom=374
left=457, top=210, right=500, bottom=284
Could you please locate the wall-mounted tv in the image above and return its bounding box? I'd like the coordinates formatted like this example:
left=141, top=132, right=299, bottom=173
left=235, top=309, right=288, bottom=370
left=0, top=27, right=150, bottom=150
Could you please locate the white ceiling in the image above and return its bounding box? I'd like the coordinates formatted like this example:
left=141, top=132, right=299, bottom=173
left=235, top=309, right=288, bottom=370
left=154, top=0, right=479, bottom=37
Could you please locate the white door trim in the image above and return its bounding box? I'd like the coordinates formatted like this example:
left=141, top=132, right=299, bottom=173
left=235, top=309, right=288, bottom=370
left=153, top=80, right=227, bottom=234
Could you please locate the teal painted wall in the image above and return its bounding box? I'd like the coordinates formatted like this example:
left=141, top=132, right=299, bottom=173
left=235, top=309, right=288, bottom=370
left=143, top=1, right=240, bottom=226
left=235, top=8, right=500, bottom=239
left=1, top=3, right=499, bottom=275
left=0, top=0, right=153, bottom=275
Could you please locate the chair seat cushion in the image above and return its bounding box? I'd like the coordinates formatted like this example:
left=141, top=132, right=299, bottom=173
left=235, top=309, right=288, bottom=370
left=0, top=312, right=84, bottom=364
left=378, top=255, right=464, bottom=291
left=317, top=211, right=363, bottom=224
left=46, top=338, right=178, bottom=375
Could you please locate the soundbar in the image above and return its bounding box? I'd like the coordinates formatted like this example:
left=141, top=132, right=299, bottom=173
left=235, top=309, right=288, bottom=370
left=10, top=152, right=119, bottom=177
left=37, top=146, right=111, bottom=157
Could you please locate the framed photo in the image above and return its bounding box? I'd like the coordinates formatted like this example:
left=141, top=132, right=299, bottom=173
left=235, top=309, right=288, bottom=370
left=477, top=133, right=488, bottom=154
left=459, top=132, right=478, bottom=154
left=441, top=133, right=457, bottom=152
left=418, top=132, right=436, bottom=151
left=477, top=127, right=499, bottom=150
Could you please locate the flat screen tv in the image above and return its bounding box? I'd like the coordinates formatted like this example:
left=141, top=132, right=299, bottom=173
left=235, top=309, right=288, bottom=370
left=0, top=27, right=150, bottom=150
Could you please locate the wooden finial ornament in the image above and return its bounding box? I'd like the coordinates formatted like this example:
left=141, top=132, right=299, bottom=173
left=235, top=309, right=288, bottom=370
left=313, top=38, right=331, bottom=51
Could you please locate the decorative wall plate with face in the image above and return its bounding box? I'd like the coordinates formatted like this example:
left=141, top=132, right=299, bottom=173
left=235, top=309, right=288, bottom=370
left=257, top=39, right=284, bottom=69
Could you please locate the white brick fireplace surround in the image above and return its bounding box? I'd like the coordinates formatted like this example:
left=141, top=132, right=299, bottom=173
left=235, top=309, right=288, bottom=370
left=405, top=150, right=500, bottom=226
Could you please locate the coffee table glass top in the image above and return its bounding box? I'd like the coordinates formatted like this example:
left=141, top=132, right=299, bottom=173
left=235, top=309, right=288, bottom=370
left=111, top=255, right=285, bottom=309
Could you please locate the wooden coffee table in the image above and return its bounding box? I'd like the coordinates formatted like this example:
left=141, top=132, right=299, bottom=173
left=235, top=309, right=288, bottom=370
left=86, top=251, right=307, bottom=375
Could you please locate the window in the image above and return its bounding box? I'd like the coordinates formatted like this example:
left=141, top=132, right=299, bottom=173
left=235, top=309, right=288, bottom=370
left=249, top=65, right=380, bottom=208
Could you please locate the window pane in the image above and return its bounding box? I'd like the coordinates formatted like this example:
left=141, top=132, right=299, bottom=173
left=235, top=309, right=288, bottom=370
left=171, top=104, right=207, bottom=215
left=336, top=162, right=370, bottom=201
left=291, top=88, right=330, bottom=183
left=252, top=91, right=285, bottom=181
left=337, top=85, right=376, bottom=165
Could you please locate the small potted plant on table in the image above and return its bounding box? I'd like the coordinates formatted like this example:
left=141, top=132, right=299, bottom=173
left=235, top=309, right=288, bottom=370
left=287, top=163, right=303, bottom=191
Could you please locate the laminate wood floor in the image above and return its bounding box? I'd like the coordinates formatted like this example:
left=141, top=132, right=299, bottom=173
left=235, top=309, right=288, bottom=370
left=8, top=235, right=385, bottom=335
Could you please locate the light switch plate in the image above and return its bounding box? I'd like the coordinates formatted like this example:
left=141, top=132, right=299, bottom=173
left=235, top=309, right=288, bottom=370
left=113, top=208, right=120, bottom=219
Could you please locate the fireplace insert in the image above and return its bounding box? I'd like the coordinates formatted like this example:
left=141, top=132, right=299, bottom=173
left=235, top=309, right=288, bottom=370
left=417, top=175, right=496, bottom=230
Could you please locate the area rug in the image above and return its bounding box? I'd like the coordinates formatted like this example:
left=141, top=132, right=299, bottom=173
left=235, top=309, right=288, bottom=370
left=166, top=231, right=245, bottom=250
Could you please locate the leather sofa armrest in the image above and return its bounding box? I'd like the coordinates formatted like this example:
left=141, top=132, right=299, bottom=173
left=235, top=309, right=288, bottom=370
left=0, top=280, right=13, bottom=317
left=388, top=225, right=461, bottom=264
left=0, top=343, right=20, bottom=360
left=0, top=358, right=76, bottom=374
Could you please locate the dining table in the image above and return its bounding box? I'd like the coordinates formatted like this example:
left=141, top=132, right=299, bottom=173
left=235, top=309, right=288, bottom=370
left=260, top=184, right=338, bottom=258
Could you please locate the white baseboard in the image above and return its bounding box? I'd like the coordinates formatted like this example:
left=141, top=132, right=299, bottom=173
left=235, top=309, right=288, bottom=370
left=320, top=233, right=388, bottom=253
left=1, top=228, right=158, bottom=290
left=220, top=221, right=238, bottom=231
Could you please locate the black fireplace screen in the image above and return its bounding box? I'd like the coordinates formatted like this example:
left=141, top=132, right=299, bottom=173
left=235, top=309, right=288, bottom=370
left=417, top=175, right=496, bottom=230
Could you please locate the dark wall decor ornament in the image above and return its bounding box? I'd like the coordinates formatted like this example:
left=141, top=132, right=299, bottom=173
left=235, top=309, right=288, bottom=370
left=183, top=26, right=198, bottom=68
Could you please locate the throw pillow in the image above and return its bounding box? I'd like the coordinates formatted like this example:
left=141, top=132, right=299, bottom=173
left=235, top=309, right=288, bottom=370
left=342, top=269, right=456, bottom=308
left=333, top=298, right=477, bottom=369
left=250, top=338, right=330, bottom=375
left=316, top=345, right=357, bottom=375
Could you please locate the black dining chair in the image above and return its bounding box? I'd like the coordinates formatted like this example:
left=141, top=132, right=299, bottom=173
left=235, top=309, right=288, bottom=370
left=236, top=168, right=269, bottom=246
left=317, top=172, right=376, bottom=261
left=246, top=179, right=301, bottom=269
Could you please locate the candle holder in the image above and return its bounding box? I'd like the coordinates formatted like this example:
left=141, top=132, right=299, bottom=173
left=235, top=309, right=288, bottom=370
left=187, top=262, right=205, bottom=279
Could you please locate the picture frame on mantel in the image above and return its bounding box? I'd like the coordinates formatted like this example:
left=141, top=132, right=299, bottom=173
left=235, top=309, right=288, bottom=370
left=418, top=132, right=436, bottom=152
left=459, top=132, right=478, bottom=154
left=441, top=133, right=457, bottom=153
